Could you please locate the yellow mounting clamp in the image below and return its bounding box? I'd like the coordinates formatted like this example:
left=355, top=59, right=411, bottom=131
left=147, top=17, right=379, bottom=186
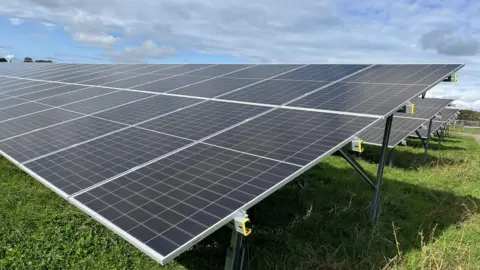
left=233, top=210, right=252, bottom=236
left=443, top=73, right=458, bottom=82
left=410, top=103, right=415, bottom=115
left=351, top=137, right=364, bottom=153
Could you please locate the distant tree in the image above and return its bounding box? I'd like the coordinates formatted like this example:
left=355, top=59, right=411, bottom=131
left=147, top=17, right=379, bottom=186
left=458, top=110, right=480, bottom=121
left=0, top=58, right=7, bottom=62
left=24, top=57, right=33, bottom=62
left=35, top=60, right=53, bottom=63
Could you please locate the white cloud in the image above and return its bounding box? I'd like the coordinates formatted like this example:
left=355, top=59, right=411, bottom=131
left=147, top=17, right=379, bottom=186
left=106, top=40, right=176, bottom=62
left=72, top=32, right=117, bottom=49
left=9, top=17, right=24, bottom=26
left=42, top=21, right=56, bottom=28
left=4, top=54, right=15, bottom=61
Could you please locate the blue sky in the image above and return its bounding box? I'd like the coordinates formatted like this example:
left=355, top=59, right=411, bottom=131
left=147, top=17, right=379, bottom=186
left=0, top=0, right=479, bottom=110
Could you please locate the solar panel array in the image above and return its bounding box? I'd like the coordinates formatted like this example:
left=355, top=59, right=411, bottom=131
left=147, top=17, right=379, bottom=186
left=361, top=97, right=454, bottom=147
left=415, top=108, right=460, bottom=138
left=0, top=63, right=463, bottom=264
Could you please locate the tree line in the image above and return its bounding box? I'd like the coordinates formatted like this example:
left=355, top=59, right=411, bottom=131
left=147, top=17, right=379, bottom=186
left=0, top=57, right=53, bottom=62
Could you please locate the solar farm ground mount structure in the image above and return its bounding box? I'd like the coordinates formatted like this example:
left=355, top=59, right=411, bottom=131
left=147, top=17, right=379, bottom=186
left=0, top=63, right=463, bottom=267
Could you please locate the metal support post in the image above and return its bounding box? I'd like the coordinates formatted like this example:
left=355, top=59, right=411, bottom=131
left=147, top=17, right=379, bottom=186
left=224, top=231, right=246, bottom=270
left=436, top=130, right=443, bottom=145
left=421, top=93, right=426, bottom=99
left=338, top=148, right=375, bottom=188
left=370, top=114, right=393, bottom=224
left=415, top=130, right=426, bottom=147
left=424, top=118, right=433, bottom=161
left=225, top=211, right=251, bottom=270
left=388, top=147, right=396, bottom=167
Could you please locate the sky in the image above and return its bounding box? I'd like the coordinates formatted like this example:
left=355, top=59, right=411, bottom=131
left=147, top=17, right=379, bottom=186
left=0, top=0, right=479, bottom=111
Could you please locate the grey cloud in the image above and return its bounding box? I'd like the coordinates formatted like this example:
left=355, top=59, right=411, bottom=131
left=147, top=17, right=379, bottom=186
left=54, top=52, right=107, bottom=61
left=420, top=28, right=479, bottom=56
left=106, top=40, right=177, bottom=63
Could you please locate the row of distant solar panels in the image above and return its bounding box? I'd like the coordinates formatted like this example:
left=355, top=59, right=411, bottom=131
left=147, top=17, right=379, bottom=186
left=0, top=63, right=462, bottom=116
left=361, top=106, right=459, bottom=147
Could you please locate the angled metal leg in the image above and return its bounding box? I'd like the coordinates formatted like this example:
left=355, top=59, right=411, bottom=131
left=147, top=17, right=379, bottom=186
left=370, top=114, right=393, bottom=224
left=415, top=130, right=427, bottom=147
left=421, top=93, right=426, bottom=99
left=424, top=118, right=433, bottom=161
left=436, top=130, right=442, bottom=145
left=388, top=147, right=396, bottom=167
left=338, top=148, right=375, bottom=188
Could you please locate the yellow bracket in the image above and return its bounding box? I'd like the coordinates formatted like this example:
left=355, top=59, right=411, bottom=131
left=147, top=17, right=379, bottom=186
left=358, top=140, right=364, bottom=153
left=242, top=218, right=252, bottom=236
left=453, top=74, right=458, bottom=82
left=411, top=104, right=415, bottom=115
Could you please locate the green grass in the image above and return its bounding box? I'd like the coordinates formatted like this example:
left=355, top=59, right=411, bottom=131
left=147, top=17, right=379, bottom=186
left=1, top=135, right=479, bottom=269
left=450, top=127, right=480, bottom=134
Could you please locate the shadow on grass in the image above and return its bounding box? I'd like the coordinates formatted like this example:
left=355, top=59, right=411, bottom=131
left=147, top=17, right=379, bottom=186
left=359, top=144, right=462, bottom=171
left=175, top=160, right=479, bottom=270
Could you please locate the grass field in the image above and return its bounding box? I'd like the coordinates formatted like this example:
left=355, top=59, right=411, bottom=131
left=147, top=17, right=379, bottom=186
left=450, top=127, right=480, bottom=134
left=1, top=134, right=479, bottom=269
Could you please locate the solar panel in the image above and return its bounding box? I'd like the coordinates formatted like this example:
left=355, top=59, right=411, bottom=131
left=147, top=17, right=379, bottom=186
left=37, top=87, right=115, bottom=106
left=71, top=143, right=302, bottom=263
left=414, top=108, right=460, bottom=138
left=0, top=97, right=28, bottom=110
left=287, top=64, right=462, bottom=115
left=440, top=108, right=459, bottom=121
left=169, top=77, right=260, bottom=97
left=15, top=84, right=89, bottom=101
left=224, top=64, right=302, bottom=79
left=0, top=108, right=82, bottom=141
left=60, top=91, right=153, bottom=114
left=360, top=117, right=427, bottom=147
left=204, top=109, right=378, bottom=166
left=131, top=75, right=209, bottom=93
left=5, top=82, right=66, bottom=96
left=273, top=64, right=368, bottom=81
left=0, top=102, right=50, bottom=122
left=138, top=101, right=271, bottom=140
left=217, top=79, right=328, bottom=104
left=399, top=97, right=453, bottom=120
left=23, top=127, right=193, bottom=196
left=94, top=95, right=202, bottom=125
left=0, top=117, right=126, bottom=162
left=0, top=63, right=463, bottom=266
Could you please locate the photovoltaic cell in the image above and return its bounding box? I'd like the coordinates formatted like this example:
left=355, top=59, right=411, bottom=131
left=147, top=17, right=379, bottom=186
left=170, top=77, right=260, bottom=98
left=94, top=95, right=201, bottom=125
left=0, top=102, right=50, bottom=122
left=139, top=101, right=270, bottom=140
left=60, top=91, right=153, bottom=114
left=0, top=117, right=127, bottom=162
left=273, top=64, right=368, bottom=81
left=223, top=64, right=301, bottom=79
left=218, top=80, right=328, bottom=104
left=205, top=109, right=378, bottom=166
left=132, top=75, right=209, bottom=93
left=361, top=117, right=427, bottom=147
left=59, top=71, right=123, bottom=83
left=37, top=87, right=116, bottom=106
left=0, top=108, right=82, bottom=141
left=72, top=143, right=301, bottom=261
left=23, top=127, right=192, bottom=196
